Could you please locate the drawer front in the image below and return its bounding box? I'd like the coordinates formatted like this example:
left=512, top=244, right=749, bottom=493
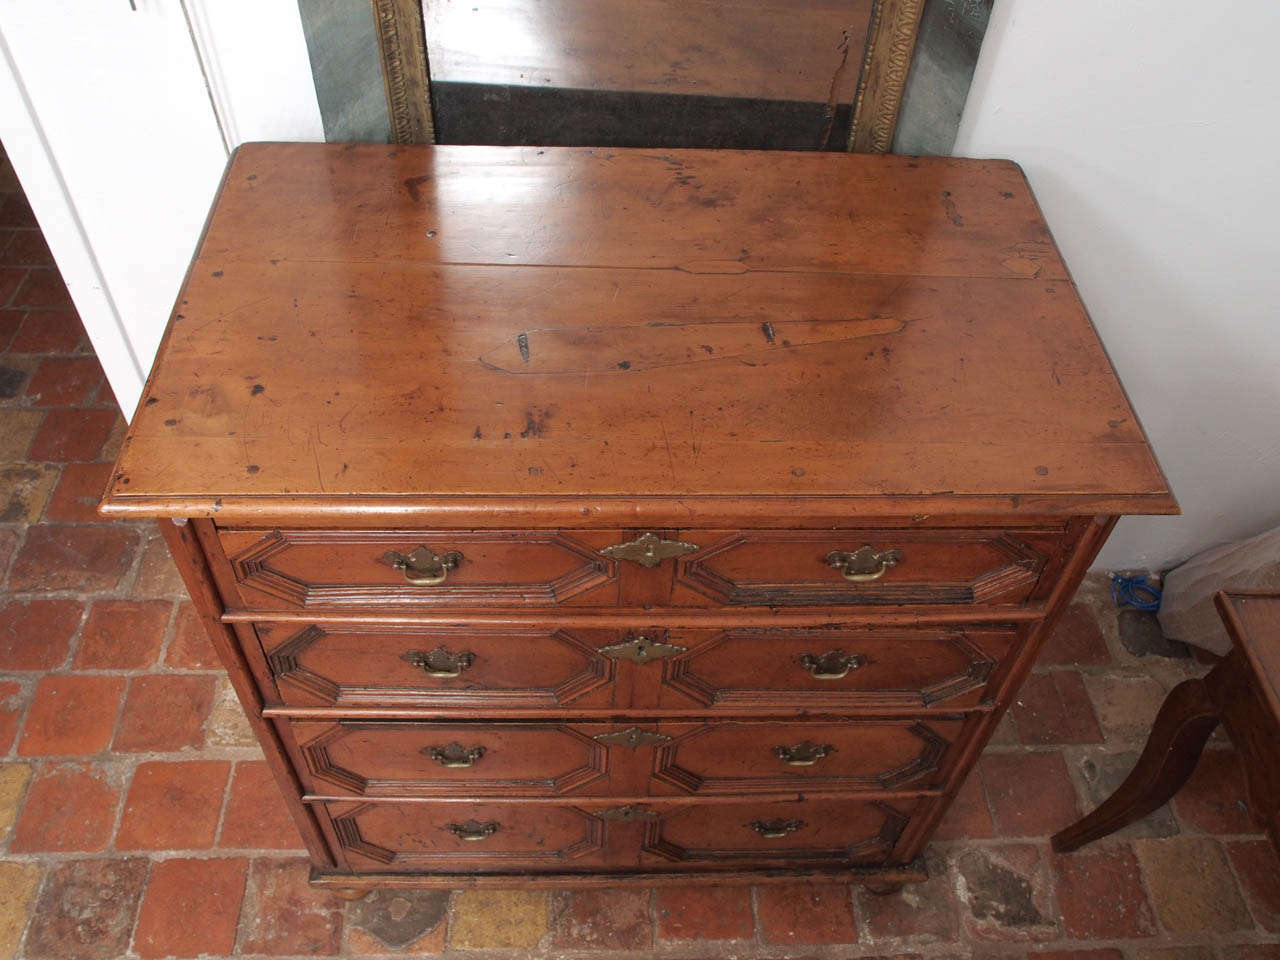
left=218, top=528, right=622, bottom=610
left=639, top=796, right=921, bottom=868
left=650, top=718, right=966, bottom=795
left=259, top=622, right=1019, bottom=713
left=287, top=717, right=968, bottom=799
left=652, top=625, right=1020, bottom=712
left=323, top=800, right=613, bottom=873
left=319, top=796, right=923, bottom=874
left=256, top=622, right=622, bottom=710
left=670, top=528, right=1069, bottom=607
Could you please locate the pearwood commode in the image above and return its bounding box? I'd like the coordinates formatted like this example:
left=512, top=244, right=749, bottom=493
left=102, top=143, right=1176, bottom=892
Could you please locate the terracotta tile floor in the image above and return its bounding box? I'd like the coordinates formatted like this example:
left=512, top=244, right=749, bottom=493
left=1, top=149, right=1279, bottom=959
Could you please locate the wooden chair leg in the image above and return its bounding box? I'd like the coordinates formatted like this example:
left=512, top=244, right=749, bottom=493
left=1051, top=676, right=1221, bottom=853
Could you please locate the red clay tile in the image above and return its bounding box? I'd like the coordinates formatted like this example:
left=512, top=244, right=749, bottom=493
left=1227, top=839, right=1280, bottom=932
left=8, top=308, right=83, bottom=352
left=23, top=354, right=104, bottom=405
left=219, top=761, right=304, bottom=850
left=130, top=536, right=187, bottom=599
left=12, top=268, right=74, bottom=310
left=1137, top=837, right=1252, bottom=932
left=1013, top=671, right=1103, bottom=745
left=1052, top=842, right=1157, bottom=939
left=238, top=858, right=343, bottom=956
left=115, top=760, right=229, bottom=850
left=0, top=305, right=24, bottom=347
left=933, top=771, right=995, bottom=841
left=860, top=852, right=959, bottom=942
left=113, top=674, right=215, bottom=753
left=24, top=857, right=148, bottom=960
left=656, top=885, right=753, bottom=940
left=0, top=267, right=25, bottom=307
left=73, top=599, right=170, bottom=670
left=9, top=523, right=138, bottom=592
left=757, top=881, right=858, bottom=945
left=44, top=461, right=115, bottom=523
left=953, top=843, right=1058, bottom=942
left=0, top=597, right=83, bottom=670
left=18, top=674, right=124, bottom=757
left=549, top=888, right=652, bottom=949
left=1173, top=749, right=1256, bottom=834
left=164, top=601, right=220, bottom=669
left=133, top=857, right=248, bottom=959
left=1040, top=602, right=1112, bottom=665
left=28, top=407, right=118, bottom=461
left=10, top=762, right=120, bottom=852
left=1, top=228, right=54, bottom=266
left=0, top=679, right=25, bottom=752
left=980, top=750, right=1081, bottom=837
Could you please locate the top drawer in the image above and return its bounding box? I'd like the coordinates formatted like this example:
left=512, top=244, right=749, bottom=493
left=216, top=528, right=624, bottom=610
left=215, top=524, right=1072, bottom=612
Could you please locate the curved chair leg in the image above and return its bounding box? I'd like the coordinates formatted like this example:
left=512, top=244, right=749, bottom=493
left=1051, top=677, right=1220, bottom=853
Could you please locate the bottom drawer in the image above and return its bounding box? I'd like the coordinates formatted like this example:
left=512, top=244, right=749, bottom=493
left=318, top=795, right=925, bottom=875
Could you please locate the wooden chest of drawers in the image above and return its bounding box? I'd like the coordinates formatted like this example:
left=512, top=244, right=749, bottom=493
left=101, top=143, right=1176, bottom=892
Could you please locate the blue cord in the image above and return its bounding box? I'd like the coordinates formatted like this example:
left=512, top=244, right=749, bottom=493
left=1111, top=574, right=1162, bottom=612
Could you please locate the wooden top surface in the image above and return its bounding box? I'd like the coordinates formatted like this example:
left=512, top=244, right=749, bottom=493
left=1217, top=591, right=1280, bottom=722
left=102, top=143, right=1176, bottom=523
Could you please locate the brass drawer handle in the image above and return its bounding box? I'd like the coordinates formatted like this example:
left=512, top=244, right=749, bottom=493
left=800, top=649, right=866, bottom=680
left=826, top=545, right=902, bottom=582
left=750, top=818, right=804, bottom=839
left=600, top=532, right=698, bottom=568
left=597, top=805, right=661, bottom=822
left=384, top=546, right=462, bottom=585
left=447, top=819, right=499, bottom=841
left=772, top=741, right=833, bottom=766
left=599, top=632, right=687, bottom=664
left=425, top=742, right=486, bottom=768
left=401, top=645, right=475, bottom=678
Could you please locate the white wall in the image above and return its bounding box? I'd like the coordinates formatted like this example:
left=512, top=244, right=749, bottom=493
left=955, top=0, right=1280, bottom=571
left=0, top=0, right=321, bottom=416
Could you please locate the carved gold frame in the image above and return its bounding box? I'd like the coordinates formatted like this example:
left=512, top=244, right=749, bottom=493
left=370, top=0, right=924, bottom=152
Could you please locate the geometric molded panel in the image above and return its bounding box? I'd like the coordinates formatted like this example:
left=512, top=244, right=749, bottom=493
left=331, top=802, right=605, bottom=866
left=676, top=529, right=1049, bottom=606
left=642, top=799, right=910, bottom=864
left=651, top=721, right=955, bottom=795
left=662, top=627, right=1005, bottom=711
left=228, top=528, right=616, bottom=607
left=299, top=721, right=609, bottom=797
left=263, top=623, right=613, bottom=708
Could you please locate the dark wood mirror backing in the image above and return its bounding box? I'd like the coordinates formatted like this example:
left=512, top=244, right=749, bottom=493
left=371, top=0, right=925, bottom=152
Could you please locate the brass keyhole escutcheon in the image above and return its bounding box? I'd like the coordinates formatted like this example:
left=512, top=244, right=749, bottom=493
left=826, top=545, right=902, bottom=582
left=600, top=532, right=699, bottom=568
left=384, top=546, right=462, bottom=585
left=599, top=631, right=687, bottom=664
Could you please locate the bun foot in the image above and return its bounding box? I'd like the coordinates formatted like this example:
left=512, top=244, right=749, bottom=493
left=864, top=881, right=904, bottom=896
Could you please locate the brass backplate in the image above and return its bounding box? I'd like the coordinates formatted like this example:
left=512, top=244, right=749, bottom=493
left=599, top=632, right=687, bottom=664
left=600, top=532, right=699, bottom=568
left=593, top=727, right=672, bottom=750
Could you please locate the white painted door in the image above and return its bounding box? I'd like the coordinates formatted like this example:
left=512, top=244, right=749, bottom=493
left=0, top=0, right=322, bottom=416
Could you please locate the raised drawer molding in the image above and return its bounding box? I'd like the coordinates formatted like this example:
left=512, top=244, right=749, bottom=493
left=101, top=144, right=1176, bottom=893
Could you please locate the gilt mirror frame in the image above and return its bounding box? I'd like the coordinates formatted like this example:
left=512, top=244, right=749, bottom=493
left=369, top=0, right=926, bottom=152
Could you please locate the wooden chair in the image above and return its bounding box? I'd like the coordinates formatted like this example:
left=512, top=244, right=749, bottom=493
left=369, top=0, right=926, bottom=152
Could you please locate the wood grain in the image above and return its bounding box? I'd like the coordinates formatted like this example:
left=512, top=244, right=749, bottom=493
left=101, top=144, right=1173, bottom=524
